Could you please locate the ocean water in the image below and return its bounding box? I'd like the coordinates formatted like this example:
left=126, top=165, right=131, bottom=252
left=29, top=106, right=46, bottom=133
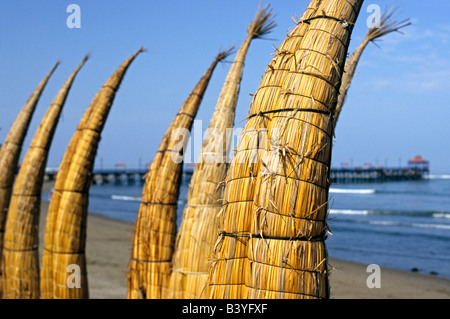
left=326, top=175, right=450, bottom=279
left=43, top=173, right=450, bottom=279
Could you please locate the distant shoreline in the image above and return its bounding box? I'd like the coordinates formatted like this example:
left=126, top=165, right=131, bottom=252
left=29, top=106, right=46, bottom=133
left=39, top=180, right=450, bottom=299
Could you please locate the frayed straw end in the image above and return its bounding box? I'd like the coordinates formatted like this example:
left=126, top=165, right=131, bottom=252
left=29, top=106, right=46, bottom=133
left=138, top=46, right=148, bottom=54
left=367, top=6, right=411, bottom=42
left=247, top=3, right=277, bottom=40
left=82, top=54, right=90, bottom=63
left=217, top=46, right=236, bottom=62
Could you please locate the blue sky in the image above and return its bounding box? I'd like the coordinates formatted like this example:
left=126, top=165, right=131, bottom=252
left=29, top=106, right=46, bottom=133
left=0, top=1, right=449, bottom=173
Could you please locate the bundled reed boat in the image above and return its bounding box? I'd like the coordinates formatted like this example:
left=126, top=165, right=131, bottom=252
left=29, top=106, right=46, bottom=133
left=127, top=49, right=231, bottom=299
left=207, top=0, right=364, bottom=299
left=2, top=56, right=88, bottom=299
left=0, top=62, right=59, bottom=298
left=168, top=4, right=276, bottom=299
left=41, top=49, right=143, bottom=299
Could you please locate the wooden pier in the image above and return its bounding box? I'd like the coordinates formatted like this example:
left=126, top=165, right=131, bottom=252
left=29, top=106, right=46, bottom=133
left=44, top=155, right=430, bottom=185
left=44, top=168, right=148, bottom=185
left=331, top=155, right=430, bottom=183
left=44, top=166, right=429, bottom=186
left=329, top=167, right=429, bottom=184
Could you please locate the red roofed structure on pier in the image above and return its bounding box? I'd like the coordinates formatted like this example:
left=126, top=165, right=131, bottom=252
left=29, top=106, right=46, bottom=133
left=407, top=155, right=429, bottom=170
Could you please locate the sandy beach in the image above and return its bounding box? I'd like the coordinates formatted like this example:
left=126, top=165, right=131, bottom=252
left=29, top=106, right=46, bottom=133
left=37, top=181, right=450, bottom=299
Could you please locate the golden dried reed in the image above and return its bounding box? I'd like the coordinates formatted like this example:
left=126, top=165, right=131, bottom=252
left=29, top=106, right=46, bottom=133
left=2, top=56, right=88, bottom=299
left=127, top=50, right=231, bottom=299
left=207, top=0, right=363, bottom=299
left=0, top=62, right=59, bottom=297
left=40, top=49, right=143, bottom=299
left=168, top=4, right=276, bottom=299
left=334, top=6, right=410, bottom=126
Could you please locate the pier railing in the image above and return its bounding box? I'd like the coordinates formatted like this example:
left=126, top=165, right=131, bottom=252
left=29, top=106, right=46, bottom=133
left=44, top=168, right=150, bottom=185
left=329, top=167, right=429, bottom=184
left=44, top=166, right=429, bottom=185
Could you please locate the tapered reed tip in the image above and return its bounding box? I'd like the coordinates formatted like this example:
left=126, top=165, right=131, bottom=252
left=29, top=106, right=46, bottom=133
left=247, top=3, right=277, bottom=40
left=367, top=6, right=411, bottom=42
left=217, top=46, right=236, bottom=62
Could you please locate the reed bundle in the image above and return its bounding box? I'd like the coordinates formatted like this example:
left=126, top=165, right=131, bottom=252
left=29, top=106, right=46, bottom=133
left=127, top=50, right=231, bottom=299
left=168, top=4, right=276, bottom=299
left=333, top=6, right=411, bottom=126
left=40, top=49, right=143, bottom=299
left=0, top=62, right=59, bottom=297
left=207, top=0, right=363, bottom=299
left=1, top=56, right=88, bottom=299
